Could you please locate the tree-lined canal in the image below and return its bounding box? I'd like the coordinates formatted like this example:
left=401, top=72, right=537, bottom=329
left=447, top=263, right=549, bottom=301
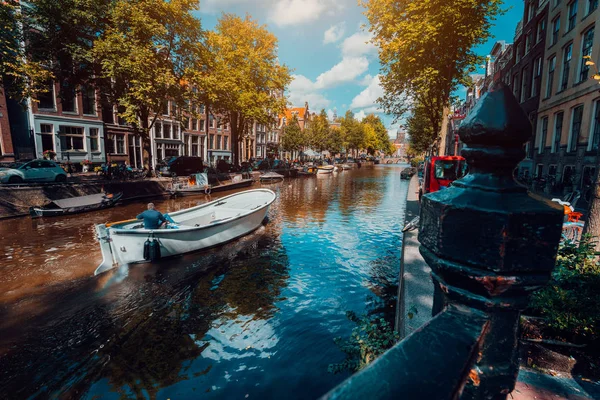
left=0, top=164, right=409, bottom=399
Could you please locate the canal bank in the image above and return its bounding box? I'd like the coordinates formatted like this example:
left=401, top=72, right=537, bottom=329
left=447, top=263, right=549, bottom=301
left=395, top=177, right=600, bottom=399
left=0, top=179, right=170, bottom=220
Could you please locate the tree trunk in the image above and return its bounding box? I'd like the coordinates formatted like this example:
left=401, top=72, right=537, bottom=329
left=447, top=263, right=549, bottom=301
left=583, top=168, right=600, bottom=250
left=230, top=111, right=239, bottom=166
left=139, top=112, right=152, bottom=170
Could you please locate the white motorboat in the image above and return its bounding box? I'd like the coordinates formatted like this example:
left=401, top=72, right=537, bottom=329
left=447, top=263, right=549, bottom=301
left=341, top=164, right=352, bottom=170
left=94, top=189, right=276, bottom=275
left=317, top=165, right=334, bottom=174
left=260, top=172, right=284, bottom=182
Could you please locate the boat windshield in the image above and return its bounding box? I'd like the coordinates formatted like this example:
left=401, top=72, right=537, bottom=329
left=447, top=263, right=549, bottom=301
left=434, top=159, right=467, bottom=181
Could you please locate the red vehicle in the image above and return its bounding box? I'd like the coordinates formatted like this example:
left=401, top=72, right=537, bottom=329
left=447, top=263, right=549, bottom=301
left=419, top=155, right=467, bottom=200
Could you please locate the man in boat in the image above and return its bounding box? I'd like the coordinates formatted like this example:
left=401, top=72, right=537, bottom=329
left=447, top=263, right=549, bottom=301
left=136, top=203, right=167, bottom=229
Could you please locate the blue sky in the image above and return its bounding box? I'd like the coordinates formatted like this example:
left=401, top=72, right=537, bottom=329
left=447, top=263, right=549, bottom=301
left=197, top=0, right=524, bottom=136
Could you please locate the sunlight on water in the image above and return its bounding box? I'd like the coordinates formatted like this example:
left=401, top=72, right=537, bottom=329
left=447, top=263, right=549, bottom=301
left=0, top=165, right=409, bottom=399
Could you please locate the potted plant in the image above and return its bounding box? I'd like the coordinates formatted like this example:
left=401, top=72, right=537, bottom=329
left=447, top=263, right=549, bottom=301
left=43, top=150, right=56, bottom=160
left=81, top=159, right=92, bottom=173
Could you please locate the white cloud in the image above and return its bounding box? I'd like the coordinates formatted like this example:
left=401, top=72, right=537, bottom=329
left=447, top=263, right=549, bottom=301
left=341, top=31, right=376, bottom=57
left=326, top=109, right=335, bottom=120
left=315, top=57, right=369, bottom=89
left=358, top=74, right=373, bottom=86
left=350, top=74, right=383, bottom=109
left=354, top=110, right=366, bottom=121
left=269, top=0, right=327, bottom=27
left=288, top=74, right=331, bottom=110
left=323, top=22, right=346, bottom=44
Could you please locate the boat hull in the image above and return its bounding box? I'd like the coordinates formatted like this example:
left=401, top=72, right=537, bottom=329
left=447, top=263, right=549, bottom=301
left=95, top=189, right=275, bottom=275
left=317, top=166, right=334, bottom=174
left=30, top=193, right=123, bottom=218
left=170, top=179, right=254, bottom=196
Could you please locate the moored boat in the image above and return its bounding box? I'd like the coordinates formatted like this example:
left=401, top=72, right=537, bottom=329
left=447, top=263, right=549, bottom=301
left=260, top=171, right=285, bottom=182
left=317, top=165, right=334, bottom=174
left=30, top=192, right=123, bottom=218
left=341, top=164, right=352, bottom=170
left=94, top=189, right=276, bottom=275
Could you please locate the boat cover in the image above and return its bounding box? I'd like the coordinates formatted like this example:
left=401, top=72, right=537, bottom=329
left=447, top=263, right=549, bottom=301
left=51, top=193, right=112, bottom=209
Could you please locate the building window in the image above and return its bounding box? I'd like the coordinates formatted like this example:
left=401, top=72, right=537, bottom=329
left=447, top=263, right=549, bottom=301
left=552, top=111, right=564, bottom=152
left=546, top=56, right=556, bottom=98
left=173, top=124, right=180, bottom=140
left=59, top=126, right=84, bottom=151
left=561, top=43, right=573, bottom=91
left=568, top=1, right=577, bottom=31
left=60, top=81, right=76, bottom=113
left=548, top=165, right=558, bottom=180
left=587, top=0, right=598, bottom=14
left=209, top=134, right=214, bottom=149
left=217, top=117, right=222, bottom=130
left=537, top=19, right=546, bottom=43
left=551, top=17, right=560, bottom=45
left=191, top=136, right=199, bottom=156
left=539, top=116, right=549, bottom=153
left=90, top=128, right=99, bottom=152
left=224, top=136, right=229, bottom=150
left=532, top=57, right=542, bottom=97
left=162, top=101, right=169, bottom=115
left=116, top=134, right=125, bottom=154
left=536, top=164, right=544, bottom=178
left=199, top=119, right=205, bottom=131
left=525, top=31, right=533, bottom=54
left=81, top=85, right=96, bottom=115
left=563, top=165, right=576, bottom=185
left=192, top=118, right=198, bottom=131
left=209, top=114, right=215, bottom=128
left=216, top=134, right=221, bottom=150
left=527, top=1, right=536, bottom=22
left=513, top=74, right=520, bottom=97
left=40, top=124, right=54, bottom=152
left=521, top=68, right=528, bottom=102
left=569, top=105, right=584, bottom=151
left=117, top=105, right=127, bottom=126
left=579, top=27, right=595, bottom=83
left=38, top=81, right=55, bottom=109
left=154, top=123, right=162, bottom=139
left=590, top=100, right=600, bottom=151
left=164, top=123, right=171, bottom=139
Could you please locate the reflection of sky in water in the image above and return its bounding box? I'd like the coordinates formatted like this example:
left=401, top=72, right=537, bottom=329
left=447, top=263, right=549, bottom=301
left=0, top=166, right=410, bottom=400
left=165, top=167, right=409, bottom=399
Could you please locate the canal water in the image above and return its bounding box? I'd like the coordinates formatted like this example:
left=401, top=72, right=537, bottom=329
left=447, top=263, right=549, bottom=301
left=0, top=164, right=410, bottom=399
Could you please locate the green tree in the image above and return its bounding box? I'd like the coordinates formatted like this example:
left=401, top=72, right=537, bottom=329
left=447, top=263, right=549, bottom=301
left=362, top=114, right=390, bottom=154
left=363, top=123, right=378, bottom=155
left=362, top=0, right=503, bottom=150
left=326, top=127, right=344, bottom=157
left=280, top=115, right=305, bottom=154
left=1, top=0, right=52, bottom=104
left=307, top=109, right=330, bottom=153
left=93, top=0, right=203, bottom=167
left=406, top=101, right=439, bottom=153
left=196, top=14, right=291, bottom=165
left=341, top=110, right=365, bottom=156
left=23, top=0, right=113, bottom=94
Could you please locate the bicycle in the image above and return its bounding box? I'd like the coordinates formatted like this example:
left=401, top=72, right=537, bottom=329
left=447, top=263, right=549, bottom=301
left=562, top=221, right=584, bottom=243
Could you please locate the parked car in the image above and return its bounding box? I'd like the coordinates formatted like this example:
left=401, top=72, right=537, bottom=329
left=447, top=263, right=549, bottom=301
left=0, top=160, right=68, bottom=184
left=159, top=156, right=204, bottom=177
left=419, top=155, right=467, bottom=201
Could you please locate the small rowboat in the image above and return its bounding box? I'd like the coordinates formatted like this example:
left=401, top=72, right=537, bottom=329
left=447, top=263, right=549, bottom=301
left=169, top=178, right=254, bottom=196
left=30, top=192, right=123, bottom=218
left=341, top=164, right=352, bottom=170
left=94, top=189, right=276, bottom=275
left=317, top=165, right=334, bottom=174
left=260, top=172, right=284, bottom=182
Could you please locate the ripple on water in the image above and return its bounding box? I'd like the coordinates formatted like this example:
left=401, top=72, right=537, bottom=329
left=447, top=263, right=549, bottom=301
left=0, top=165, right=410, bottom=399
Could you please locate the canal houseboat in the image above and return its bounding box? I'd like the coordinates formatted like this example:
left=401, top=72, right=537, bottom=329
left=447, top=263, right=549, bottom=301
left=94, top=189, right=276, bottom=275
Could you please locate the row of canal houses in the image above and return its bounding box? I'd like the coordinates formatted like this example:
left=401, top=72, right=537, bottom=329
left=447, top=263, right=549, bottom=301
left=442, top=0, right=600, bottom=200
left=0, top=81, right=293, bottom=169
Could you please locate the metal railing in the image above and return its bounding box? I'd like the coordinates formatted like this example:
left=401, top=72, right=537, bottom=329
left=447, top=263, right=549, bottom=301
left=322, top=85, right=564, bottom=400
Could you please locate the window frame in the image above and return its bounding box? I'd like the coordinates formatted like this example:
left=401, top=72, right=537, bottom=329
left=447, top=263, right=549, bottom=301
left=546, top=55, right=557, bottom=98
left=59, top=125, right=85, bottom=151
left=89, top=127, right=99, bottom=152
left=568, top=0, right=578, bottom=31
left=539, top=116, right=549, bottom=154
left=568, top=104, right=584, bottom=152
left=552, top=111, right=564, bottom=153
left=579, top=26, right=595, bottom=83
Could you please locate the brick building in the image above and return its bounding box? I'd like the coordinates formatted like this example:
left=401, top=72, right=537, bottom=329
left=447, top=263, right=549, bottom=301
left=0, top=89, right=16, bottom=162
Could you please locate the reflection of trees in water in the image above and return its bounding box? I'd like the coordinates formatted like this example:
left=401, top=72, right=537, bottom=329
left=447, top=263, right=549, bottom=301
left=364, top=251, right=400, bottom=324
left=98, top=234, right=290, bottom=398
left=278, top=176, right=335, bottom=225
left=337, top=173, right=386, bottom=217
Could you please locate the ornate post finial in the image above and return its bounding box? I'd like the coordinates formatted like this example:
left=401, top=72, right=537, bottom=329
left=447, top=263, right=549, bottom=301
left=418, top=84, right=564, bottom=398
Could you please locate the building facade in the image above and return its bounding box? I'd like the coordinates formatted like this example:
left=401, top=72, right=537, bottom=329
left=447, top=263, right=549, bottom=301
left=206, top=112, right=232, bottom=165
left=534, top=0, right=600, bottom=202
left=0, top=89, right=16, bottom=162
left=31, top=80, right=105, bottom=166
left=511, top=0, right=550, bottom=177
